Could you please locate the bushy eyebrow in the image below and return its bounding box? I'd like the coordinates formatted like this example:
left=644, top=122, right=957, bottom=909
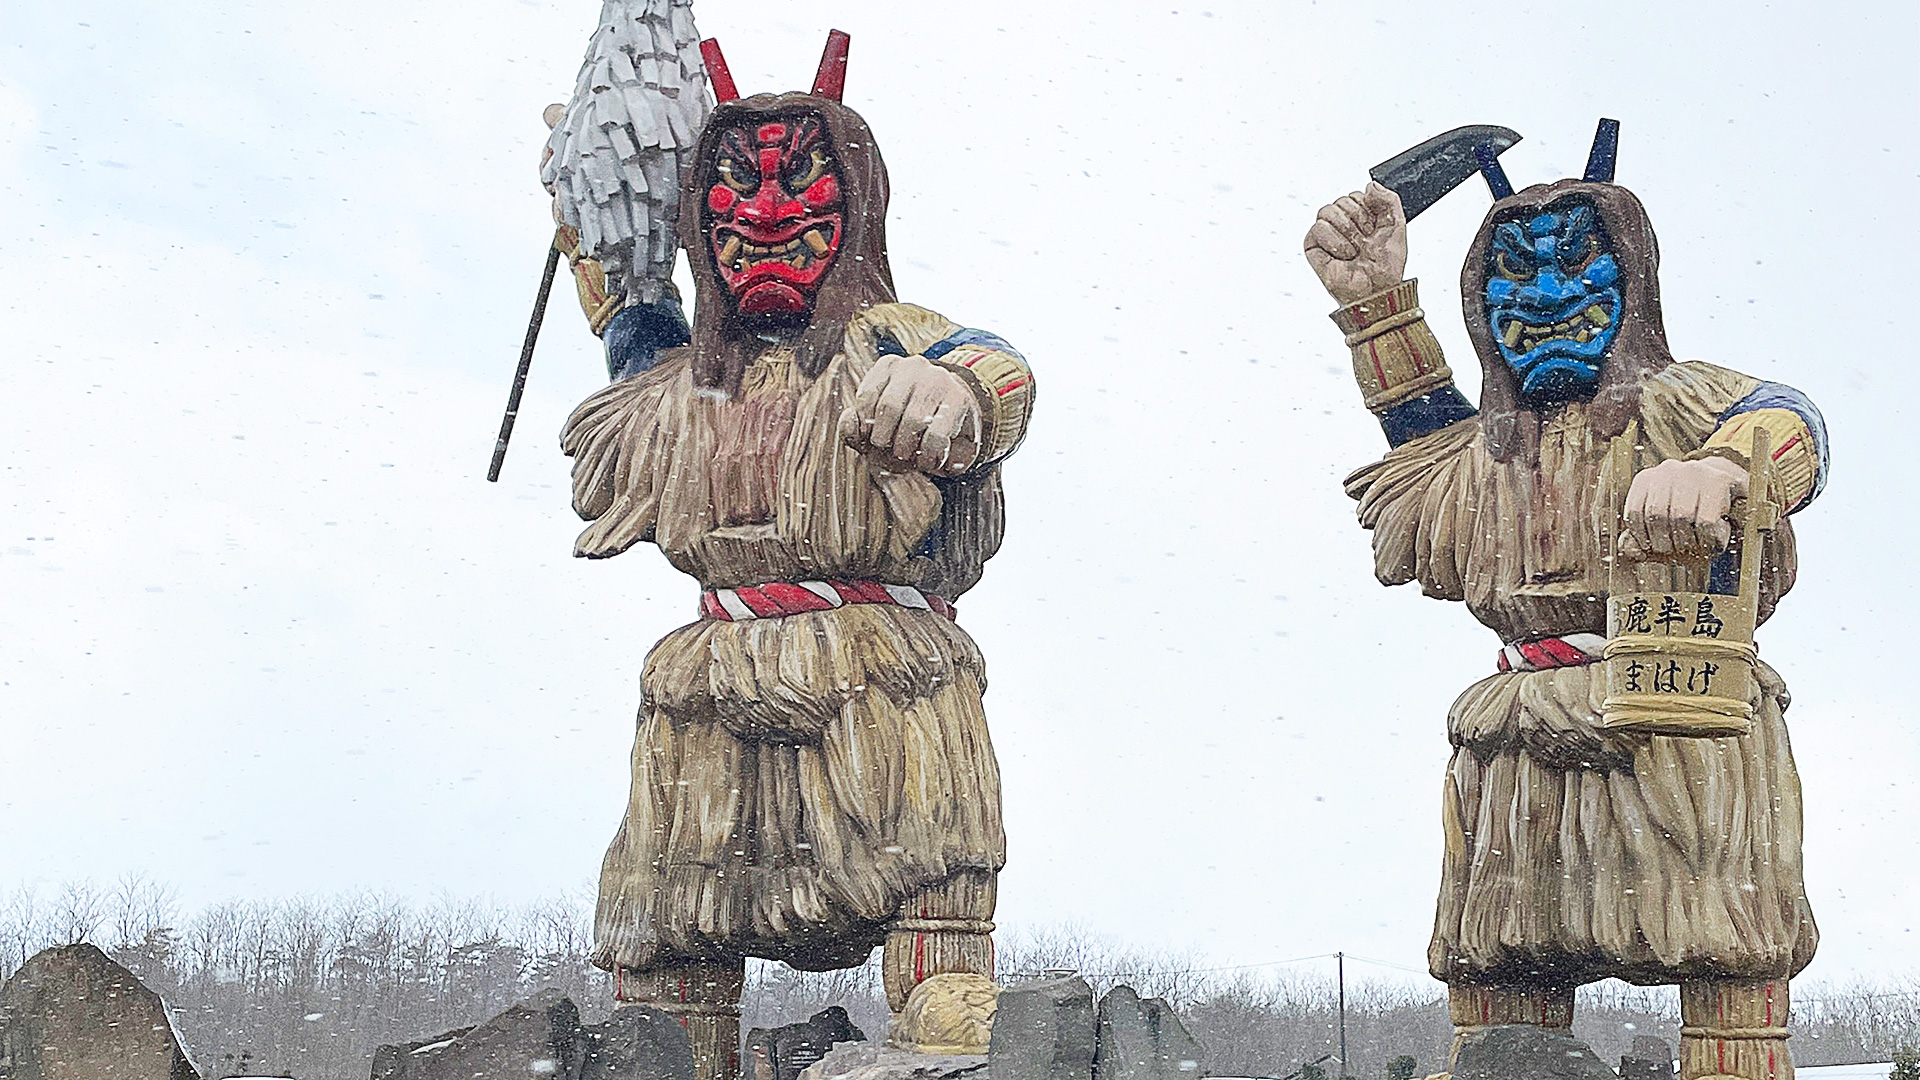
left=1491, top=222, right=1537, bottom=264
left=783, top=115, right=826, bottom=158
left=1553, top=205, right=1600, bottom=259
left=716, top=127, right=758, bottom=171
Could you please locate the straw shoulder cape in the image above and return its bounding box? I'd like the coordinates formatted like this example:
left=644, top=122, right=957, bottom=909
left=1345, top=359, right=1818, bottom=987
left=560, top=301, right=1011, bottom=973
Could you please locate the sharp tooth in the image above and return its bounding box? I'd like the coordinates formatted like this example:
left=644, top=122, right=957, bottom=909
left=718, top=235, right=742, bottom=265
left=1503, top=321, right=1523, bottom=348
left=1586, top=304, right=1611, bottom=327
left=789, top=254, right=806, bottom=267
left=803, top=229, right=831, bottom=256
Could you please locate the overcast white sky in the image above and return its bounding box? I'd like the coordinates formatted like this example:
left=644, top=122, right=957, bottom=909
left=3, top=0, right=1917, bottom=989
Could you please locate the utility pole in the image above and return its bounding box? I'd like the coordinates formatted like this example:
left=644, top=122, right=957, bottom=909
left=1336, top=951, right=1348, bottom=1078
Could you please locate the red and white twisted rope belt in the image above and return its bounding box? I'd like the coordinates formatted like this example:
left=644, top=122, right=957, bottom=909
left=1496, top=633, right=1607, bottom=673
left=699, top=579, right=956, bottom=623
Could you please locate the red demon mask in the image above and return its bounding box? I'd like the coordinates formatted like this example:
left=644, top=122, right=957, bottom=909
left=704, top=113, right=845, bottom=320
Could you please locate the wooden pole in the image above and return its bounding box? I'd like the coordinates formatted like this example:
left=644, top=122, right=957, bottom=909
left=487, top=244, right=563, bottom=482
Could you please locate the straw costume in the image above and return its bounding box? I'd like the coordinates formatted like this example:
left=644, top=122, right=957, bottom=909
left=555, top=32, right=1033, bottom=1078
left=1306, top=133, right=1826, bottom=1080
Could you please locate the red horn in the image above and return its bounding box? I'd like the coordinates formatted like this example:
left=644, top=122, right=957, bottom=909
left=811, top=29, right=849, bottom=101
left=701, top=38, right=740, bottom=103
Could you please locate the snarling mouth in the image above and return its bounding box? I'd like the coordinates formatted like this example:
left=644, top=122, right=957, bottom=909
left=713, top=223, right=838, bottom=278
left=1498, top=302, right=1616, bottom=355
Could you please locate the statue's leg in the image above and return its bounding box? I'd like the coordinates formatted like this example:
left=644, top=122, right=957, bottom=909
left=1446, top=982, right=1575, bottom=1064
left=1680, top=977, right=1792, bottom=1080
left=881, top=867, right=997, bottom=1013
left=616, top=959, right=747, bottom=1080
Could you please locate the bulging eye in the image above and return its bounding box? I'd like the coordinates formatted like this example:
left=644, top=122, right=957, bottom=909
left=784, top=148, right=829, bottom=193
left=717, top=158, right=757, bottom=194
left=1495, top=250, right=1535, bottom=281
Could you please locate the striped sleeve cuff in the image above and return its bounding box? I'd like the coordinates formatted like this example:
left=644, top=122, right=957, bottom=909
left=1696, top=382, right=1829, bottom=512
left=1329, top=279, right=1458, bottom=412
left=924, top=329, right=1034, bottom=464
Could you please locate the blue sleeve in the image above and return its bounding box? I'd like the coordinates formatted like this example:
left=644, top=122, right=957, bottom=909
left=1378, top=386, right=1479, bottom=448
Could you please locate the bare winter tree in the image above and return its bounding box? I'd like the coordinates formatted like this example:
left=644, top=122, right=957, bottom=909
left=1, top=884, right=1916, bottom=1080
left=109, top=872, right=178, bottom=949
left=741, top=956, right=890, bottom=1042
left=1, top=883, right=48, bottom=979
left=51, top=879, right=105, bottom=945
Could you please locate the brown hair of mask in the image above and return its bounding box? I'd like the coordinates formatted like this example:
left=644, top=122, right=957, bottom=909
left=1461, top=179, right=1675, bottom=463
left=678, top=92, right=897, bottom=397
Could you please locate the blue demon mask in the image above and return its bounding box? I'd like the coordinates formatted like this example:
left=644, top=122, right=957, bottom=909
left=1485, top=201, right=1622, bottom=403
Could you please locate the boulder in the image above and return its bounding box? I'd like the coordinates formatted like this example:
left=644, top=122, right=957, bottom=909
left=0, top=942, right=200, bottom=1080
left=370, top=990, right=579, bottom=1079
left=1618, top=1035, right=1676, bottom=1080
left=578, top=1005, right=695, bottom=1080
left=795, top=1041, right=984, bottom=1080
left=1091, top=986, right=1203, bottom=1080
left=1450, top=1025, right=1615, bottom=1080
left=746, top=1006, right=866, bottom=1080
left=369, top=1028, right=472, bottom=1080
left=988, top=976, right=1096, bottom=1080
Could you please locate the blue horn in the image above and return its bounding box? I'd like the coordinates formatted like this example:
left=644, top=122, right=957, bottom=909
left=1583, top=118, right=1620, bottom=183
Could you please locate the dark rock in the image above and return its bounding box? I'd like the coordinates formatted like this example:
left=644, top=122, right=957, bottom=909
left=988, top=976, right=1095, bottom=1080
left=578, top=1005, right=694, bottom=1080
left=0, top=942, right=200, bottom=1080
left=1619, top=1035, right=1676, bottom=1080
left=370, top=990, right=579, bottom=1079
left=1092, top=986, right=1203, bottom=1080
left=1451, top=1025, right=1615, bottom=1080
left=794, top=1041, right=984, bottom=1080
left=369, top=1028, right=472, bottom=1080
left=746, top=1006, right=866, bottom=1080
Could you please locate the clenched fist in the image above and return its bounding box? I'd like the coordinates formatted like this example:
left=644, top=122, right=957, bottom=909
left=1623, top=456, right=1749, bottom=558
left=1304, top=181, right=1409, bottom=305
left=838, top=353, right=983, bottom=476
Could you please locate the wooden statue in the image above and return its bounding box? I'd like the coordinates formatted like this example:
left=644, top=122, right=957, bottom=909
left=1303, top=121, right=1827, bottom=1080
left=540, top=16, right=1035, bottom=1079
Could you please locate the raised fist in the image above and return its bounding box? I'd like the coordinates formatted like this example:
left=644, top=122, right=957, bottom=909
left=1623, top=456, right=1749, bottom=558
left=838, top=354, right=983, bottom=477
left=1303, top=181, right=1409, bottom=305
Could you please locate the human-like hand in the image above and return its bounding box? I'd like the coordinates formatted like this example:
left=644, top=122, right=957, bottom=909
left=1623, top=456, right=1749, bottom=557
left=1303, top=181, right=1409, bottom=305
left=838, top=354, right=983, bottom=476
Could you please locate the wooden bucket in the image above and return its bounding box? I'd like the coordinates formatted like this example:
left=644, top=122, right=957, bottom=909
left=1601, top=426, right=1779, bottom=738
